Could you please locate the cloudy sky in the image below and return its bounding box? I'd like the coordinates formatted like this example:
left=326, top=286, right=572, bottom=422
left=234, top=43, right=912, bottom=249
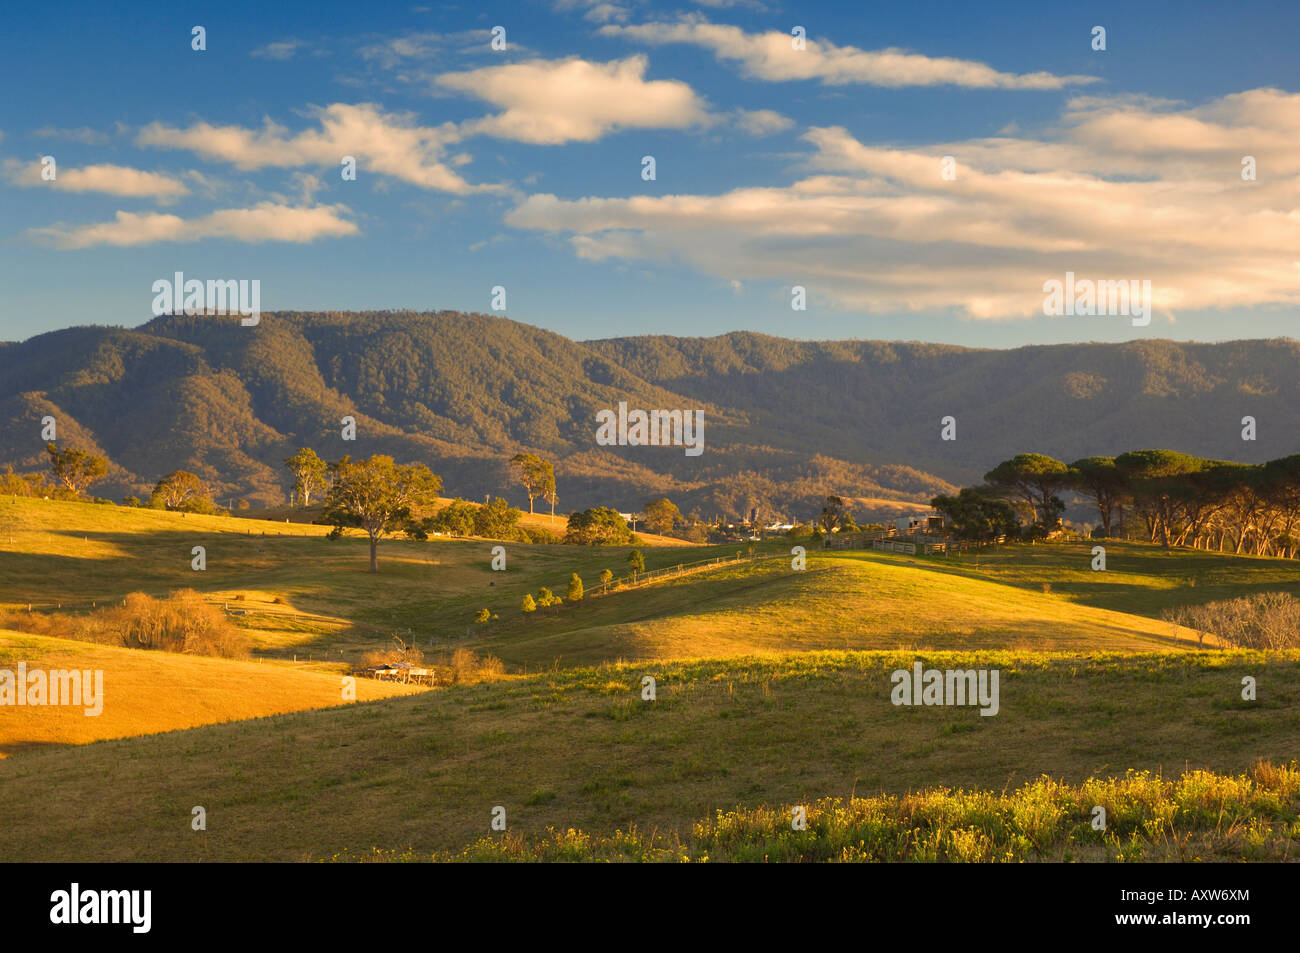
left=2, top=0, right=1297, bottom=346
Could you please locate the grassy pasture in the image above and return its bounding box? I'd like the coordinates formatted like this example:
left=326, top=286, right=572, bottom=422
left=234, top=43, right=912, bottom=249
left=0, top=650, right=1295, bottom=861
left=465, top=552, right=1208, bottom=668
left=0, top=497, right=704, bottom=663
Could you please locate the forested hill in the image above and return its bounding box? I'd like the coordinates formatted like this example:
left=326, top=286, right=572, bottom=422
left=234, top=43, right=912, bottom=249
left=1, top=310, right=1296, bottom=520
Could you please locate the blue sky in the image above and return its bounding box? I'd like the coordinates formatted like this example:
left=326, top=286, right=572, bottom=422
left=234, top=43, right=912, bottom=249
left=2, top=0, right=1297, bottom=347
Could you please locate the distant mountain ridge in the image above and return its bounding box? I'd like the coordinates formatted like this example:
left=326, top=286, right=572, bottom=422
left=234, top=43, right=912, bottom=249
left=1, top=311, right=1296, bottom=521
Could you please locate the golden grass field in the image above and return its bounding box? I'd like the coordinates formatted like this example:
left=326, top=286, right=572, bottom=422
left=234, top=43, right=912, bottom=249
left=0, top=630, right=423, bottom=756
left=1, top=496, right=1296, bottom=861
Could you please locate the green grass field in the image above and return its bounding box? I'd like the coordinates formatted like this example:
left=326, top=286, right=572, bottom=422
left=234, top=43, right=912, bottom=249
left=1, top=650, right=1295, bottom=861
left=1, top=497, right=1296, bottom=861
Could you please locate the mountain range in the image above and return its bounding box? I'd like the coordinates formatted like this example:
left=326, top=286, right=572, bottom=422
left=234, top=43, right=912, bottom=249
left=2, top=310, right=1296, bottom=521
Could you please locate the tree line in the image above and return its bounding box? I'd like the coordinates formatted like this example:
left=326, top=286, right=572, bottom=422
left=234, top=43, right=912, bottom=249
left=932, top=450, right=1300, bottom=557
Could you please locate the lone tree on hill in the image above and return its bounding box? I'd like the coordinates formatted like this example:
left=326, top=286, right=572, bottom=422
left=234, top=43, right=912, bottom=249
left=284, top=447, right=327, bottom=507
left=510, top=453, right=555, bottom=515
left=818, top=495, right=846, bottom=534
left=151, top=470, right=210, bottom=511
left=642, top=497, right=682, bottom=535
left=627, top=548, right=645, bottom=582
left=324, top=454, right=442, bottom=573
left=46, top=443, right=107, bottom=497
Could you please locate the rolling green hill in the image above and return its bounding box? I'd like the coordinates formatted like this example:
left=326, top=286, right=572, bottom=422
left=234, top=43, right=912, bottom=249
left=6, top=497, right=1283, bottom=670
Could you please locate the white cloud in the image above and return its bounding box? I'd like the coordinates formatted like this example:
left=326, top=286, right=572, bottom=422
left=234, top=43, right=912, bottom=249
left=600, top=17, right=1099, bottom=89
left=437, top=55, right=710, bottom=144
left=4, top=159, right=189, bottom=199
left=251, top=39, right=307, bottom=60
left=554, top=0, right=633, bottom=24
left=137, top=103, right=490, bottom=193
left=358, top=31, right=441, bottom=68
left=33, top=126, right=110, bottom=145
left=505, top=89, right=1300, bottom=319
left=731, top=108, right=794, bottom=136
left=29, top=202, right=359, bottom=249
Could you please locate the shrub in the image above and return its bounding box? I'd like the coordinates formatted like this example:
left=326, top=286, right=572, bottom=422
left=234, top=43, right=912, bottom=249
left=523, top=527, right=562, bottom=544
left=0, top=591, right=253, bottom=659
left=1162, top=592, right=1300, bottom=649
left=450, top=648, right=505, bottom=685
left=108, top=590, right=251, bottom=658
left=536, top=587, right=555, bottom=608
left=475, top=608, right=491, bottom=623
left=567, top=573, right=584, bottom=602
left=521, top=593, right=537, bottom=613
left=361, top=641, right=424, bottom=669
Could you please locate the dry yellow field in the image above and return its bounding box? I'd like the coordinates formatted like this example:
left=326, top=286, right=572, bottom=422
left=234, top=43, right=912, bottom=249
left=0, top=630, right=424, bottom=756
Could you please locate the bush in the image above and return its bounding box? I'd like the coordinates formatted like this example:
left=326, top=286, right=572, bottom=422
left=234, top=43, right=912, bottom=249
left=567, top=572, right=584, bottom=602
left=536, top=587, right=556, bottom=608
left=523, top=527, right=562, bottom=544
left=1163, top=592, right=1300, bottom=649
left=361, top=641, right=424, bottom=669
left=449, top=648, right=505, bottom=685
left=110, top=590, right=251, bottom=657
left=475, top=608, right=491, bottom=623
left=0, top=591, right=252, bottom=659
left=521, top=593, right=537, bottom=613
left=0, top=467, right=51, bottom=497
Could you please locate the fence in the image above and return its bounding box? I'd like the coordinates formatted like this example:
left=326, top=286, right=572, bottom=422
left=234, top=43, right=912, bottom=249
left=590, top=550, right=785, bottom=598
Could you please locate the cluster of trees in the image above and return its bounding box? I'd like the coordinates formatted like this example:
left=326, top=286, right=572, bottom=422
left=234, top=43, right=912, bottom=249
left=0, top=445, right=109, bottom=501
left=425, top=497, right=523, bottom=540
left=565, top=506, right=636, bottom=545
left=0, top=443, right=226, bottom=515
left=932, top=451, right=1300, bottom=556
